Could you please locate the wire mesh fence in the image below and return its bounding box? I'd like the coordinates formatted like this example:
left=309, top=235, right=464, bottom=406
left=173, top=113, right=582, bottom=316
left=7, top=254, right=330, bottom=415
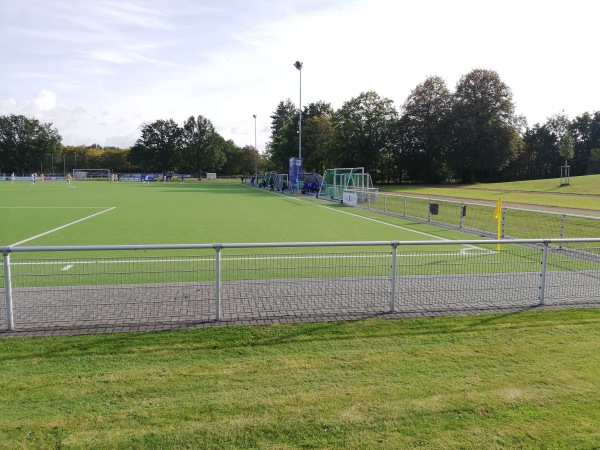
left=2, top=239, right=600, bottom=334
left=368, top=194, right=600, bottom=245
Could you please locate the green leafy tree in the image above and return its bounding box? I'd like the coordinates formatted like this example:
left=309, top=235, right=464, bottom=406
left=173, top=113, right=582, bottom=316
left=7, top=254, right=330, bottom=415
left=219, top=138, right=244, bottom=175
left=570, top=111, right=600, bottom=175
left=266, top=99, right=297, bottom=172
left=181, top=115, right=225, bottom=177
left=588, top=147, right=600, bottom=174
left=398, top=76, right=452, bottom=183
left=448, top=69, right=524, bottom=182
left=301, top=101, right=335, bottom=174
left=519, top=124, right=561, bottom=178
left=129, top=119, right=182, bottom=172
left=546, top=112, right=574, bottom=168
left=0, top=114, right=62, bottom=174
left=331, top=91, right=397, bottom=182
left=303, top=115, right=335, bottom=175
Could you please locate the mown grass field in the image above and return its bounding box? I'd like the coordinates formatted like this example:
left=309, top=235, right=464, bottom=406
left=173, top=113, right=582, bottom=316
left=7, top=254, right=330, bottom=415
left=380, top=174, right=600, bottom=212
left=1, top=309, right=600, bottom=448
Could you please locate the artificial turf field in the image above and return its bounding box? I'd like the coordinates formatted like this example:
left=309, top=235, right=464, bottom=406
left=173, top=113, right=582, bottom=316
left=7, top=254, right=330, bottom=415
left=0, top=179, right=489, bottom=252
left=2, top=179, right=597, bottom=287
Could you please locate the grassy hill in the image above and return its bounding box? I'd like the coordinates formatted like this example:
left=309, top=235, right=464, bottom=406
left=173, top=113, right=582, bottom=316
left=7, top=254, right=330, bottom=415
left=380, top=174, right=600, bottom=212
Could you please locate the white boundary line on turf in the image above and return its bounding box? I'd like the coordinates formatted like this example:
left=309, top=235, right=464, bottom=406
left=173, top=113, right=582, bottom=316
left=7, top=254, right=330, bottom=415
left=261, top=188, right=493, bottom=254
left=9, top=250, right=494, bottom=271
left=9, top=207, right=116, bottom=247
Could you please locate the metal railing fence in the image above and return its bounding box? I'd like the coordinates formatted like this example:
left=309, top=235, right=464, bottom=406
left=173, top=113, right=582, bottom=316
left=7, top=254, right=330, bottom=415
left=366, top=194, right=600, bottom=245
left=2, top=238, right=600, bottom=333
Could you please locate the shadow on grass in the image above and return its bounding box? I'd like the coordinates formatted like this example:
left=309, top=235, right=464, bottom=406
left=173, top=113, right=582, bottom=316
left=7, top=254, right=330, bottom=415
left=2, top=308, right=599, bottom=361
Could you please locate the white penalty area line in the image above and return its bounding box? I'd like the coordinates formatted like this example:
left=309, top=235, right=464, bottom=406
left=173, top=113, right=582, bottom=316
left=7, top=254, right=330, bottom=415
left=9, top=207, right=116, bottom=247
left=262, top=188, right=494, bottom=254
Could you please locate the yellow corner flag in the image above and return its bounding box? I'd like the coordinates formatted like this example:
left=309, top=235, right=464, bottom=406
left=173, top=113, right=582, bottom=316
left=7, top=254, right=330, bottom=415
left=494, top=198, right=502, bottom=251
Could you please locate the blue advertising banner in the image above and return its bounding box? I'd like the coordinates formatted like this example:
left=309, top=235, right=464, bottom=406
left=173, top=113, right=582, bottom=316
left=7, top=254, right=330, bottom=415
left=289, top=157, right=303, bottom=183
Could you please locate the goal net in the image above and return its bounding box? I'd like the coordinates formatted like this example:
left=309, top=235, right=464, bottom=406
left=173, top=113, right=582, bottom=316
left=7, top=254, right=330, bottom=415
left=73, top=169, right=112, bottom=181
left=318, top=167, right=378, bottom=204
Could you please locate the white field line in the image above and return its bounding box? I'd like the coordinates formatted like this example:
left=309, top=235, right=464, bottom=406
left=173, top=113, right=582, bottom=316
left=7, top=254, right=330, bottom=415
left=9, top=207, right=116, bottom=247
left=9, top=250, right=493, bottom=269
left=0, top=206, right=114, bottom=209
left=263, top=188, right=493, bottom=254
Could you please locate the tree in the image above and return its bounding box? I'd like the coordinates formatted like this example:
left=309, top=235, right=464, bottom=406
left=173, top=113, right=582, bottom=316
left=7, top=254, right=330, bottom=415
left=398, top=76, right=452, bottom=183
left=303, top=115, right=335, bottom=175
left=180, top=115, right=225, bottom=176
left=569, top=111, right=600, bottom=175
left=128, top=119, right=182, bottom=172
left=219, top=139, right=258, bottom=175
left=300, top=101, right=335, bottom=174
left=546, top=111, right=574, bottom=168
left=331, top=91, right=397, bottom=181
left=448, top=69, right=524, bottom=182
left=519, top=124, right=561, bottom=179
left=0, top=114, right=62, bottom=174
left=266, top=99, right=297, bottom=173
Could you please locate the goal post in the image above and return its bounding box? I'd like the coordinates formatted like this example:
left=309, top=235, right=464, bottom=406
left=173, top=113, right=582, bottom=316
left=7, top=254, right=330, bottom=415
left=318, top=167, right=378, bottom=204
left=72, top=169, right=112, bottom=181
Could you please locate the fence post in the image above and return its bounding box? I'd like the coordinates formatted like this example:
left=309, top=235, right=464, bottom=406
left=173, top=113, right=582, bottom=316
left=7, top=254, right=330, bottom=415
left=539, top=241, right=549, bottom=306
left=214, top=245, right=222, bottom=321
left=559, top=214, right=566, bottom=249
left=390, top=243, right=398, bottom=312
left=384, top=194, right=387, bottom=213
left=501, top=208, right=506, bottom=238
left=3, top=251, right=14, bottom=331
left=428, top=199, right=432, bottom=222
left=403, top=197, right=407, bottom=218
left=459, top=203, right=465, bottom=229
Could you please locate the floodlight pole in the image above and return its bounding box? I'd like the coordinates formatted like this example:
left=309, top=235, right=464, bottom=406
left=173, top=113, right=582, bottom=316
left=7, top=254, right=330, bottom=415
left=253, top=114, right=257, bottom=183
left=293, top=61, right=303, bottom=161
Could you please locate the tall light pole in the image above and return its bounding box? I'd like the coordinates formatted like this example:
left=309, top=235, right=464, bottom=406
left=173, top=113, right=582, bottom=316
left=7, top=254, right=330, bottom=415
left=293, top=61, right=303, bottom=161
left=253, top=114, right=257, bottom=183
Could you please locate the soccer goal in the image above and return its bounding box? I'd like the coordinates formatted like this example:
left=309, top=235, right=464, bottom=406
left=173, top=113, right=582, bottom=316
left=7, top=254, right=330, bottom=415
left=318, top=167, right=378, bottom=204
left=72, top=169, right=112, bottom=181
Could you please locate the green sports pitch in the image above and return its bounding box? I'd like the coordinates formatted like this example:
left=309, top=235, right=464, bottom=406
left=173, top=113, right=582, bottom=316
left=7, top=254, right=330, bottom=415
left=0, top=179, right=488, bottom=253
left=0, top=179, right=596, bottom=287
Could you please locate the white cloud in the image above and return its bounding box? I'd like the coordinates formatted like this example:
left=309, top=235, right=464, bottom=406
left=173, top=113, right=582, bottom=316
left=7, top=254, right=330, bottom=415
left=33, top=90, right=57, bottom=111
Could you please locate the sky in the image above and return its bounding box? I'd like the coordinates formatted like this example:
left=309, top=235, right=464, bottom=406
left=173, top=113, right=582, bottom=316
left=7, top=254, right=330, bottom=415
left=1, top=0, right=599, bottom=152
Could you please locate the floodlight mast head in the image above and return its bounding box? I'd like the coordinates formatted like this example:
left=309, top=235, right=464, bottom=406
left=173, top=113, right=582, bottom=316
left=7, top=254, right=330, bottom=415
left=293, top=61, right=303, bottom=70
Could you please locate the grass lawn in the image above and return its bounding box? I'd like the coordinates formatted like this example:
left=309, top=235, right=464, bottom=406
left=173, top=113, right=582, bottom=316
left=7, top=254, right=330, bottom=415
left=1, top=309, right=599, bottom=449
left=380, top=174, right=600, bottom=211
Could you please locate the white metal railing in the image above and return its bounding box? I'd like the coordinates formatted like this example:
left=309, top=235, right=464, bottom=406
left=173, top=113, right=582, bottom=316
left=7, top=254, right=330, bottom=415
left=2, top=238, right=600, bottom=332
left=366, top=193, right=600, bottom=244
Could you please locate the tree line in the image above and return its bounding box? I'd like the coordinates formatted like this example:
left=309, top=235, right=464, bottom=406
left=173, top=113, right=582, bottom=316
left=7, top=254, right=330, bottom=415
left=1, top=68, right=599, bottom=183
left=0, top=115, right=259, bottom=177
left=267, top=69, right=600, bottom=183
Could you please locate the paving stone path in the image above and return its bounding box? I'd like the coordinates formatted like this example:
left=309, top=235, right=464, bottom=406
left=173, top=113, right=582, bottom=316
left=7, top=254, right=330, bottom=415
left=1, top=271, right=599, bottom=337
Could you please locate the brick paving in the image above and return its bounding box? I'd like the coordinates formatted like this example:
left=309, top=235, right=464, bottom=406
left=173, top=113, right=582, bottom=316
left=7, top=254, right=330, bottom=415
left=1, top=271, right=599, bottom=338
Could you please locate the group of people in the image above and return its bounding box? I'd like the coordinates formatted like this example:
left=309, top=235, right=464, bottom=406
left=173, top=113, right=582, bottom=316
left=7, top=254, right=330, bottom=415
left=13, top=172, right=72, bottom=185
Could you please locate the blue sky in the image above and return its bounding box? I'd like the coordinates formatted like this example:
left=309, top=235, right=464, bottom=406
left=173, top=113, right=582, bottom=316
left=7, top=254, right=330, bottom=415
left=1, top=0, right=599, bottom=151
